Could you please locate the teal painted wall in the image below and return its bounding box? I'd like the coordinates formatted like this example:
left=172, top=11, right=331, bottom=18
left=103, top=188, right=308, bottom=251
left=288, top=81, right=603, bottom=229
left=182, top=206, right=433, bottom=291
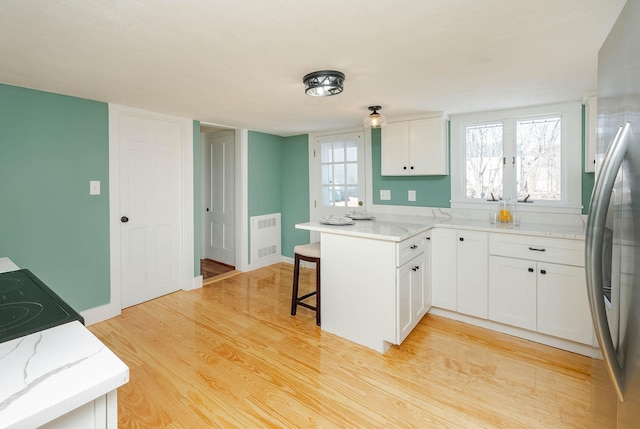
left=370, top=127, right=452, bottom=207
left=0, top=84, right=110, bottom=311
left=582, top=105, right=595, bottom=214
left=248, top=131, right=283, bottom=217
left=247, top=131, right=310, bottom=261
left=193, top=121, right=202, bottom=275
left=281, top=134, right=310, bottom=258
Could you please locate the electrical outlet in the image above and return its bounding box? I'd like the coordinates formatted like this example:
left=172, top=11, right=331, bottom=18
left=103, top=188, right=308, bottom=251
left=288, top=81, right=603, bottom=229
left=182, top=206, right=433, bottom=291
left=90, top=181, right=101, bottom=196
left=408, top=190, right=416, bottom=201
left=380, top=190, right=391, bottom=200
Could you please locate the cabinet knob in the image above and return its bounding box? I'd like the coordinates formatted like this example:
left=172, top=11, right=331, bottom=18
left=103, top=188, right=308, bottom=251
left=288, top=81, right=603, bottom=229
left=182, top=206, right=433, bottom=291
left=540, top=269, right=547, bottom=275
left=410, top=166, right=414, bottom=170
left=528, top=267, right=534, bottom=272
left=426, top=237, right=431, bottom=241
left=412, top=266, right=420, bottom=272
left=120, top=216, right=129, bottom=223
left=410, top=244, right=418, bottom=249
left=459, top=237, right=464, bottom=242
left=403, top=166, right=407, bottom=170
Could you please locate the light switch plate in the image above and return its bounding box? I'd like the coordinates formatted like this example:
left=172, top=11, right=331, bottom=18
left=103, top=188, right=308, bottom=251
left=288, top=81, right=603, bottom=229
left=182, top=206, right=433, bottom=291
left=380, top=190, right=391, bottom=200
left=408, top=190, right=416, bottom=201
left=90, top=180, right=101, bottom=195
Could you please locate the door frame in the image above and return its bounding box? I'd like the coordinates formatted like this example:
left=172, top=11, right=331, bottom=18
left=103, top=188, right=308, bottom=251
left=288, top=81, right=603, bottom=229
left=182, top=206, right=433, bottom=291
left=200, top=126, right=237, bottom=267
left=86, top=104, right=194, bottom=323
left=307, top=126, right=370, bottom=243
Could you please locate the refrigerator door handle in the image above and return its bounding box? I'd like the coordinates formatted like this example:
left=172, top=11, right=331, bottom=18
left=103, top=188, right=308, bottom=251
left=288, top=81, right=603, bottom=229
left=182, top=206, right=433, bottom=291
left=586, top=123, right=630, bottom=402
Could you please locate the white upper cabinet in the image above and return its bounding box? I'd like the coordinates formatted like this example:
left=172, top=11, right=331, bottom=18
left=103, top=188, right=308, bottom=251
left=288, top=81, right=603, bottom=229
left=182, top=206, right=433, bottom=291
left=381, top=116, right=449, bottom=176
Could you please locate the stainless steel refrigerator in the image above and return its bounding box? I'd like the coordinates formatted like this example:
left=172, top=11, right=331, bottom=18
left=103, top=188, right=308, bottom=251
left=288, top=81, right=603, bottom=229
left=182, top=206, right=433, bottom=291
left=586, top=0, right=640, bottom=427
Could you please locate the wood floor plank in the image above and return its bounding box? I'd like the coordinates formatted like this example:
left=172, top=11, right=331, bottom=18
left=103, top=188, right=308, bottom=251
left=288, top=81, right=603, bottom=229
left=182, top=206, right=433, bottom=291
left=89, top=263, right=594, bottom=428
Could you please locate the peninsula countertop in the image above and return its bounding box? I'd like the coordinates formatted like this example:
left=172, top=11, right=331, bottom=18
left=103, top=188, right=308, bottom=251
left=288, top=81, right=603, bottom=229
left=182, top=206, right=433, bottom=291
left=296, top=214, right=586, bottom=242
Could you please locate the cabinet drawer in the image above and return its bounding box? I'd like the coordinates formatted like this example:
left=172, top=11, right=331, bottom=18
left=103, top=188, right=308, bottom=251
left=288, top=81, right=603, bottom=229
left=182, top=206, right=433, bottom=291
left=489, top=234, right=584, bottom=267
left=397, top=236, right=424, bottom=267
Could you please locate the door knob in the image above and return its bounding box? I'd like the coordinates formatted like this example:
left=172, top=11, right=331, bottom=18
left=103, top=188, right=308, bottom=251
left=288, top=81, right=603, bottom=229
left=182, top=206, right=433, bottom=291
left=120, top=216, right=129, bottom=223
left=206, top=208, right=210, bottom=212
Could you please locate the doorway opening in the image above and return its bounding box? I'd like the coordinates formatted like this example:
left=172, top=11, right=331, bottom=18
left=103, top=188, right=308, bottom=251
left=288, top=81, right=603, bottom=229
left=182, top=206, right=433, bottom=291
left=200, top=125, right=238, bottom=283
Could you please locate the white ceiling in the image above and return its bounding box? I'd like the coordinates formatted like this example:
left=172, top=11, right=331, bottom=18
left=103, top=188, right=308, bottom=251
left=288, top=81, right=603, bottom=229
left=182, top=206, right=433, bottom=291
left=0, top=0, right=625, bottom=136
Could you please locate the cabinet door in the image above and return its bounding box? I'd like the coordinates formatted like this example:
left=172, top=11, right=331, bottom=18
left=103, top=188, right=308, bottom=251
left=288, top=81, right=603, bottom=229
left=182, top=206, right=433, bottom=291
left=397, top=260, right=413, bottom=343
left=456, top=231, right=488, bottom=319
left=537, top=263, right=593, bottom=344
left=410, top=255, right=426, bottom=323
left=397, top=254, right=424, bottom=343
left=489, top=256, right=537, bottom=330
left=410, top=118, right=448, bottom=175
left=381, top=122, right=410, bottom=175
left=431, top=229, right=457, bottom=310
left=423, top=233, right=432, bottom=314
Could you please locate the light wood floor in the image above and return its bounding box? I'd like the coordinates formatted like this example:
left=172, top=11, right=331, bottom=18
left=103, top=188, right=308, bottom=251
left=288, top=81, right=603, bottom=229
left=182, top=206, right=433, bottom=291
left=89, top=263, right=594, bottom=428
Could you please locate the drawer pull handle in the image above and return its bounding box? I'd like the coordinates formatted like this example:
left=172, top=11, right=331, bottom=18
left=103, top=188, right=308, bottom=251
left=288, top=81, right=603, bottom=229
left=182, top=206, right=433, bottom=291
left=528, top=247, right=546, bottom=252
left=410, top=244, right=418, bottom=249
left=459, top=237, right=464, bottom=242
left=411, top=266, right=420, bottom=272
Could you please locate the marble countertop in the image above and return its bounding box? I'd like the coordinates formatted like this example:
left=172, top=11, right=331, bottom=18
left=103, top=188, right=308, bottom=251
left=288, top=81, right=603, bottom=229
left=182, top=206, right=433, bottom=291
left=297, top=214, right=586, bottom=242
left=0, top=257, right=129, bottom=429
left=0, top=321, right=129, bottom=429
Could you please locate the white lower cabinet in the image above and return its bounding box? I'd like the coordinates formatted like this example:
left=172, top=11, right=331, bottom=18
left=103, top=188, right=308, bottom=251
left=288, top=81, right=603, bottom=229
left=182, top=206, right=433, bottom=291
left=41, top=391, right=118, bottom=429
left=431, top=228, right=488, bottom=319
left=431, top=228, right=457, bottom=310
left=456, top=231, right=488, bottom=319
left=488, top=234, right=594, bottom=345
left=536, top=262, right=592, bottom=344
left=397, top=253, right=426, bottom=343
left=489, top=256, right=537, bottom=330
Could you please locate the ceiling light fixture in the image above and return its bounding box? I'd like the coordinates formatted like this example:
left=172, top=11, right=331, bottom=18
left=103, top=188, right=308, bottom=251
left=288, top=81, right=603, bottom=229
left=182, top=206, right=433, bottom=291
left=303, top=70, right=345, bottom=97
left=363, top=106, right=387, bottom=129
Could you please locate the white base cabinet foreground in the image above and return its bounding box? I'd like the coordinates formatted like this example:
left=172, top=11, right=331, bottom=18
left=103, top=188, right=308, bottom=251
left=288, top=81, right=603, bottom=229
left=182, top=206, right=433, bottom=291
left=321, top=232, right=430, bottom=353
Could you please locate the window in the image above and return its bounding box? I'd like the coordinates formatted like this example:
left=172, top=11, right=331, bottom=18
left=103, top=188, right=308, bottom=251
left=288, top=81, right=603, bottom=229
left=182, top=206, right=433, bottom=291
left=320, top=138, right=359, bottom=207
left=310, top=131, right=366, bottom=218
left=451, top=102, right=582, bottom=213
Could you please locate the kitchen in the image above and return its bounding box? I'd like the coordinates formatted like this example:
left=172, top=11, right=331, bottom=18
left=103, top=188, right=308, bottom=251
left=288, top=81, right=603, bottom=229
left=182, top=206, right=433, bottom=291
left=0, top=0, right=637, bottom=427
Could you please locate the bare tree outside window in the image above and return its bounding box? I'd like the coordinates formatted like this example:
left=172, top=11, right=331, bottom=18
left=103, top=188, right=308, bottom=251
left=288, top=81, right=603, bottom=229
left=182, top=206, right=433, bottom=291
left=465, top=123, right=503, bottom=199
left=516, top=117, right=562, bottom=201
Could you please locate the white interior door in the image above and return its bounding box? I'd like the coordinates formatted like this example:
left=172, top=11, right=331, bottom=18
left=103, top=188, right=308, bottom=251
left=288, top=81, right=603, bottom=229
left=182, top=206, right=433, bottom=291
left=119, top=114, right=182, bottom=308
left=312, top=131, right=366, bottom=219
left=203, top=132, right=235, bottom=266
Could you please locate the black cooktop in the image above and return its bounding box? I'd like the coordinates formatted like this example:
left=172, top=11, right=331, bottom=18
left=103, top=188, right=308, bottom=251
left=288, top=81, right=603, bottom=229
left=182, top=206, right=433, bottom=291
left=0, top=269, right=84, bottom=343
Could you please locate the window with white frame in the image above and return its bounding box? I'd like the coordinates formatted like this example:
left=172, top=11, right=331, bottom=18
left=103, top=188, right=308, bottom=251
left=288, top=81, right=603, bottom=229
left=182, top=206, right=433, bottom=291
left=451, top=102, right=582, bottom=213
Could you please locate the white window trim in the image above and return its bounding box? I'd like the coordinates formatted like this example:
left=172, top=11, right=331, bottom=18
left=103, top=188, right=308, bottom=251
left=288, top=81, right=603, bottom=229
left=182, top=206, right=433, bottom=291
left=450, top=102, right=583, bottom=214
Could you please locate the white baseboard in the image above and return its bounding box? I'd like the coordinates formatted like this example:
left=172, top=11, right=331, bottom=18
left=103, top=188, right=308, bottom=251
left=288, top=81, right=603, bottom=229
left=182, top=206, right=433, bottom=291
left=185, top=275, right=203, bottom=291
left=428, top=307, right=602, bottom=358
left=81, top=302, right=121, bottom=326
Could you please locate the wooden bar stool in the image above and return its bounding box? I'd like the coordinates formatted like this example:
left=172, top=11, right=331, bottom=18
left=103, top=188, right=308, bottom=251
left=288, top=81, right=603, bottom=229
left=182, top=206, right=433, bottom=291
left=290, top=242, right=321, bottom=326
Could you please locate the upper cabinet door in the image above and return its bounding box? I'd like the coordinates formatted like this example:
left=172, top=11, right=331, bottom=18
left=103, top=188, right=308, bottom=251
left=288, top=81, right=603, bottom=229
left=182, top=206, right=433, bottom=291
left=381, top=116, right=449, bottom=176
left=381, top=122, right=410, bottom=175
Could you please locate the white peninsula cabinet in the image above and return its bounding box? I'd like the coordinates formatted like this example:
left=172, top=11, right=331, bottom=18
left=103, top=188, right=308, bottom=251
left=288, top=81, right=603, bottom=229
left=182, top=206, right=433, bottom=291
left=381, top=116, right=448, bottom=176
left=296, top=220, right=431, bottom=353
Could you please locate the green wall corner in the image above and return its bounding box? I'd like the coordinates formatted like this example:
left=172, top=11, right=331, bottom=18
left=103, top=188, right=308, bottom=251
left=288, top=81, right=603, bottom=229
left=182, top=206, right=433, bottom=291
left=0, top=84, right=110, bottom=311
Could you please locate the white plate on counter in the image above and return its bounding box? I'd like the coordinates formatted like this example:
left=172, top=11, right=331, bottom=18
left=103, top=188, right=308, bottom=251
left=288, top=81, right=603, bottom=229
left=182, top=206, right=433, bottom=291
left=319, top=216, right=355, bottom=226
left=345, top=212, right=375, bottom=220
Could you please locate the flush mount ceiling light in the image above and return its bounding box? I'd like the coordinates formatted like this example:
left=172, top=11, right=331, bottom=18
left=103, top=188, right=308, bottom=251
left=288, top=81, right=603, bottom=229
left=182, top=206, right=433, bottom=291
left=303, top=70, right=345, bottom=97
left=363, top=106, right=387, bottom=129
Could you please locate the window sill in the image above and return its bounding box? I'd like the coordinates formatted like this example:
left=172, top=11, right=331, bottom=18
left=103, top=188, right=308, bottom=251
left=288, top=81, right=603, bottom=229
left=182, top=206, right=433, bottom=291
left=450, top=200, right=583, bottom=215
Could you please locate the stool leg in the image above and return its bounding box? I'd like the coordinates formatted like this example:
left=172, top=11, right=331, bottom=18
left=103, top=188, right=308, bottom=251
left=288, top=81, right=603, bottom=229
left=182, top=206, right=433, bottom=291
left=315, top=259, right=321, bottom=326
left=291, top=254, right=301, bottom=316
